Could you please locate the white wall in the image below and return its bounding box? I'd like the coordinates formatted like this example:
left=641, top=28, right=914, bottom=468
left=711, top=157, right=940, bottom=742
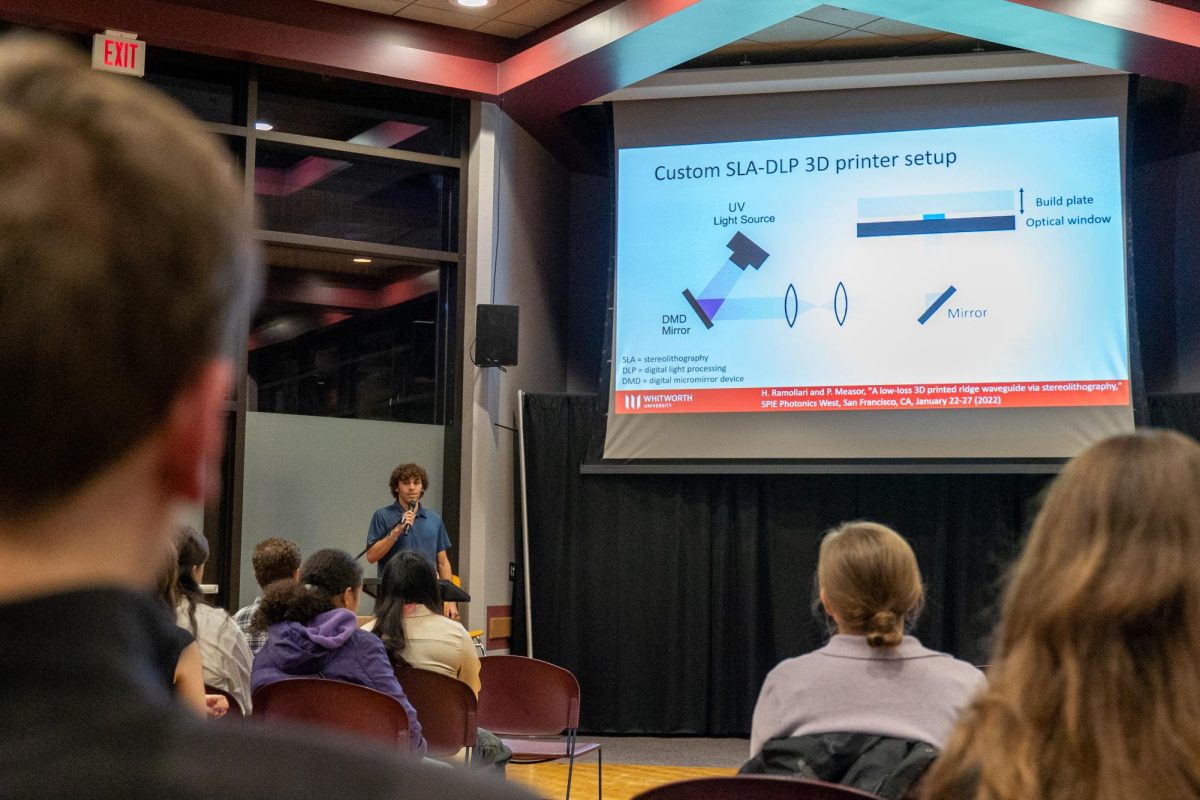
left=238, top=412, right=443, bottom=607
left=457, top=102, right=569, bottom=647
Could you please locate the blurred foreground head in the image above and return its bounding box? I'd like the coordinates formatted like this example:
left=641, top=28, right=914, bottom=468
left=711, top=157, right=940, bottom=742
left=925, top=429, right=1200, bottom=800
left=0, top=35, right=259, bottom=519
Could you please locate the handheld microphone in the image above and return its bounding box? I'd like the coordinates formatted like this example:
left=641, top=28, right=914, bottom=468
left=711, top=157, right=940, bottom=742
left=354, top=499, right=418, bottom=561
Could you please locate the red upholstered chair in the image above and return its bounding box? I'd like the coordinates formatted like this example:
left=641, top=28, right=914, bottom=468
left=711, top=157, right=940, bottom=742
left=251, top=678, right=410, bottom=749
left=477, top=655, right=601, bottom=800
left=633, top=776, right=883, bottom=800
left=394, top=665, right=478, bottom=760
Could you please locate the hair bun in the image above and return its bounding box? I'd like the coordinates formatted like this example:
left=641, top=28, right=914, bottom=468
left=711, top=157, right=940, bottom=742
left=865, top=611, right=903, bottom=648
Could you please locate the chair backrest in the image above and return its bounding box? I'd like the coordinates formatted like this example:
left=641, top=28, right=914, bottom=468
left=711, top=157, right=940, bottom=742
left=634, top=776, right=883, bottom=800
left=394, top=665, right=478, bottom=757
left=477, top=655, right=580, bottom=736
left=252, top=678, right=410, bottom=748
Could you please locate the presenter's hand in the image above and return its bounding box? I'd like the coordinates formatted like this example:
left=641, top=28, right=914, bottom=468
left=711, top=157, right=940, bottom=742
left=444, top=601, right=460, bottom=621
left=398, top=508, right=416, bottom=532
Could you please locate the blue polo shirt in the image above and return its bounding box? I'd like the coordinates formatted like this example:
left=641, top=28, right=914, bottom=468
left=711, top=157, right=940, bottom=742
left=366, top=501, right=451, bottom=574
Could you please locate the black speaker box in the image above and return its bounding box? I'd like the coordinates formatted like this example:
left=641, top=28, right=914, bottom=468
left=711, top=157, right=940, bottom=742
left=475, top=304, right=519, bottom=366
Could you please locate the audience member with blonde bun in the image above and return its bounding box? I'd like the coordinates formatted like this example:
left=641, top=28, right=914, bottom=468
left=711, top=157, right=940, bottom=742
left=750, top=521, right=985, bottom=758
left=922, top=430, right=1200, bottom=800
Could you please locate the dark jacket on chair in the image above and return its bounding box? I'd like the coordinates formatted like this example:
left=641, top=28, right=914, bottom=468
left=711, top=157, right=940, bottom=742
left=740, top=732, right=939, bottom=800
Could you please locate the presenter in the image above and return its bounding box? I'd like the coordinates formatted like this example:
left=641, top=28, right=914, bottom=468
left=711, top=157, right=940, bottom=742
left=366, top=463, right=459, bottom=620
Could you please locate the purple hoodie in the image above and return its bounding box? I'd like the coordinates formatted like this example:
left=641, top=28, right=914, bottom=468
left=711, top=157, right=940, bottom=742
left=252, top=608, right=425, bottom=753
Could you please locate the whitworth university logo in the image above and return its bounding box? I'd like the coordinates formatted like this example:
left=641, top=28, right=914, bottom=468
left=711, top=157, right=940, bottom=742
left=624, top=394, right=642, bottom=410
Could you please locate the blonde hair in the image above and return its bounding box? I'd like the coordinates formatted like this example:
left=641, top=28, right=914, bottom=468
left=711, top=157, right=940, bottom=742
left=923, top=430, right=1200, bottom=800
left=818, top=521, right=924, bottom=648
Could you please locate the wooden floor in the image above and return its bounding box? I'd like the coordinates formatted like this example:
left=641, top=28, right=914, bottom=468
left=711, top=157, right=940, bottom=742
left=508, top=762, right=737, bottom=800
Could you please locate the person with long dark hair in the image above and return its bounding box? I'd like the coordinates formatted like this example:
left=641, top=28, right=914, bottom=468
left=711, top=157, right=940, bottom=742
left=153, top=539, right=207, bottom=717
left=372, top=551, right=509, bottom=770
left=253, top=548, right=426, bottom=754
left=923, top=430, right=1200, bottom=800
left=173, top=526, right=253, bottom=714
left=373, top=552, right=477, bottom=685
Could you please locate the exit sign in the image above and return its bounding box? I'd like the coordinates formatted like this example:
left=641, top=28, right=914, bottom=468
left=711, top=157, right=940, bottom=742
left=92, top=31, right=144, bottom=77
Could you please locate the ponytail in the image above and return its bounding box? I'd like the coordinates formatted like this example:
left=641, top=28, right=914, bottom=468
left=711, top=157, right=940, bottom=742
left=864, top=610, right=904, bottom=649
left=817, top=521, right=924, bottom=649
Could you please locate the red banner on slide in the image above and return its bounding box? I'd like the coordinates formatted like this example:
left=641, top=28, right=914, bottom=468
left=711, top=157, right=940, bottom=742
left=616, top=380, right=1130, bottom=414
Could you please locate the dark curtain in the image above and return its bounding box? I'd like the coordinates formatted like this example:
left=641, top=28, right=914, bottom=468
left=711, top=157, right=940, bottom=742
left=1148, top=393, right=1200, bottom=439
left=516, top=393, right=1052, bottom=735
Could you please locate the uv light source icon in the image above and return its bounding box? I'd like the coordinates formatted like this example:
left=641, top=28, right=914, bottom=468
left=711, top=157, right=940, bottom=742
left=682, top=231, right=770, bottom=328
left=680, top=231, right=848, bottom=330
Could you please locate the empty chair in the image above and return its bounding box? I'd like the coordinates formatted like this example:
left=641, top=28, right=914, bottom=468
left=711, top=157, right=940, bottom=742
left=477, top=655, right=601, bottom=800
left=634, top=776, right=882, bottom=800
left=252, top=677, right=410, bottom=749
left=395, top=665, right=478, bottom=760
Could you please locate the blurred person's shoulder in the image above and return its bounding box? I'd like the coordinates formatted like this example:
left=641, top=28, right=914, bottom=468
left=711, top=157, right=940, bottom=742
left=175, top=720, right=536, bottom=800
left=5, top=708, right=535, bottom=800
left=0, top=587, right=535, bottom=800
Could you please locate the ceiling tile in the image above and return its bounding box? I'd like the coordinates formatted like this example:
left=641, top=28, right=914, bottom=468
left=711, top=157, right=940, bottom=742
left=412, top=0, right=527, bottom=14
left=475, top=18, right=536, bottom=37
left=315, top=0, right=412, bottom=12
left=799, top=5, right=881, bottom=28
left=395, top=4, right=483, bottom=28
left=497, top=0, right=580, bottom=28
left=676, top=40, right=800, bottom=69
left=803, top=28, right=909, bottom=58
left=859, top=17, right=946, bottom=42
left=709, top=40, right=800, bottom=57
left=745, top=16, right=847, bottom=45
left=898, top=33, right=996, bottom=57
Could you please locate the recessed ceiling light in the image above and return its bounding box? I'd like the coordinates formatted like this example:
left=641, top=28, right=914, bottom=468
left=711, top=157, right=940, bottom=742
left=254, top=121, right=274, bottom=131
left=353, top=257, right=372, bottom=264
left=453, top=0, right=491, bottom=7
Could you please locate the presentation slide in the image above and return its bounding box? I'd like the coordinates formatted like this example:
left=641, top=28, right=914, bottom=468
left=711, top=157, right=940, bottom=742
left=613, top=117, right=1129, bottom=417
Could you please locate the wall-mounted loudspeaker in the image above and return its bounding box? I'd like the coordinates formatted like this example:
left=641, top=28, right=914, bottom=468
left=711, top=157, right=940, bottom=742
left=475, top=304, right=519, bottom=367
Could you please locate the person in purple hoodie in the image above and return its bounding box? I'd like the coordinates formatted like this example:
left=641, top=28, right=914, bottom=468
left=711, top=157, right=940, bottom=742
left=252, top=548, right=426, bottom=754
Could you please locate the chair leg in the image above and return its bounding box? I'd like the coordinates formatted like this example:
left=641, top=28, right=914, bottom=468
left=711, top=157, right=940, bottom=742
left=565, top=730, right=576, bottom=800
left=597, top=746, right=602, bottom=800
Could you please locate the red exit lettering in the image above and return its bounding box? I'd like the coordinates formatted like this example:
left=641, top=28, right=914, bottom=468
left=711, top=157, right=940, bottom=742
left=92, top=32, right=146, bottom=77
left=103, top=39, right=140, bottom=69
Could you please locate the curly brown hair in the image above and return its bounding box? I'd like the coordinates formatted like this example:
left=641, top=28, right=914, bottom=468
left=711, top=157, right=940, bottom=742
left=389, top=463, right=429, bottom=500
left=252, top=548, right=361, bottom=632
